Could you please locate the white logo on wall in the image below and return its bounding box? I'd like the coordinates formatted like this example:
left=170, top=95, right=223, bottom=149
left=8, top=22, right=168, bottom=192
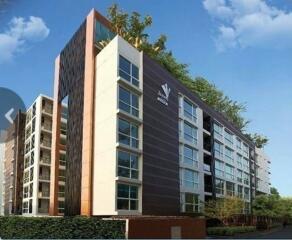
left=157, top=83, right=171, bottom=106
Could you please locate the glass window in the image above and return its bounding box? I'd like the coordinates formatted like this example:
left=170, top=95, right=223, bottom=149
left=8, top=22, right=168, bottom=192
left=183, top=99, right=197, bottom=122
left=225, top=164, right=235, bottom=180
left=118, top=118, right=139, bottom=148
left=215, top=178, right=224, bottom=195
left=117, top=184, right=138, bottom=210
left=215, top=160, right=224, bottom=178
left=237, top=154, right=242, bottom=169
left=119, top=55, right=139, bottom=87
left=237, top=185, right=243, bottom=198
left=119, top=86, right=139, bottom=117
left=243, top=158, right=249, bottom=172
left=182, top=145, right=198, bottom=168
left=214, top=123, right=223, bottom=140
left=226, top=181, right=235, bottom=196
left=23, top=201, right=29, bottom=213
left=117, top=151, right=138, bottom=179
left=23, top=186, right=29, bottom=198
left=225, top=147, right=234, bottom=164
left=243, top=172, right=249, bottom=185
left=183, top=193, right=199, bottom=213
left=244, top=187, right=250, bottom=200
left=214, top=141, right=223, bottom=159
left=182, top=169, right=199, bottom=189
left=237, top=169, right=243, bottom=183
left=225, top=130, right=233, bottom=146
left=243, top=144, right=249, bottom=158
left=236, top=138, right=242, bottom=150
left=183, top=122, right=197, bottom=145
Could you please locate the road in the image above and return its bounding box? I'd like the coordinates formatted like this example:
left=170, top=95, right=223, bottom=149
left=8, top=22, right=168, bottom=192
left=235, top=225, right=292, bottom=239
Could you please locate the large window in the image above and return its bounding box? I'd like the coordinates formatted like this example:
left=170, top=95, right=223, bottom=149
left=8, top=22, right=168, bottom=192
left=117, top=184, right=138, bottom=210
left=226, top=181, right=235, bottom=196
left=236, top=138, right=242, bottom=151
left=182, top=169, right=199, bottom=190
left=23, top=186, right=29, bottom=198
left=237, top=185, right=243, bottom=198
left=244, top=187, right=250, bottom=200
left=225, top=164, right=235, bottom=180
left=243, top=143, right=249, bottom=158
left=117, top=151, right=138, bottom=179
left=243, top=172, right=249, bottom=185
left=243, top=158, right=249, bottom=172
left=119, top=55, right=139, bottom=87
left=182, top=145, right=198, bottom=168
left=225, top=147, right=234, bottom=164
left=224, top=130, right=233, bottom=146
left=237, top=154, right=242, bottom=169
left=215, top=178, right=224, bottom=195
left=119, top=86, right=139, bottom=117
left=183, top=193, right=200, bottom=213
left=183, top=99, right=197, bottom=122
left=214, top=123, right=223, bottom=140
left=237, top=169, right=243, bottom=183
left=118, top=118, right=139, bottom=148
left=214, top=141, right=223, bottom=159
left=183, top=122, right=198, bottom=145
left=215, top=160, right=224, bottom=178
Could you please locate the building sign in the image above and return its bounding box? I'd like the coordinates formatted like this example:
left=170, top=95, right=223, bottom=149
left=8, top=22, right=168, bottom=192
left=157, top=83, right=171, bottom=106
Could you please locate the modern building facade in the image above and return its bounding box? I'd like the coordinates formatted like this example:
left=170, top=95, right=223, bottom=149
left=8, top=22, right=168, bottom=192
left=2, top=111, right=26, bottom=215
left=49, top=9, right=271, bottom=217
left=255, top=148, right=271, bottom=195
left=21, top=95, right=67, bottom=216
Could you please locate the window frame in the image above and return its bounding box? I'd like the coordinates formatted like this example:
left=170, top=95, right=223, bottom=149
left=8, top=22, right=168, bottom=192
left=117, top=183, right=139, bottom=211
left=117, top=150, right=139, bottom=179
left=118, top=118, right=139, bottom=149
left=118, top=55, right=139, bottom=87
left=118, top=85, right=139, bottom=117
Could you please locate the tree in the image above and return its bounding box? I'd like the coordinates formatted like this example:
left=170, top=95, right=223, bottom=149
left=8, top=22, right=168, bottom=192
left=204, top=197, right=245, bottom=225
left=270, top=187, right=280, bottom=197
left=252, top=193, right=292, bottom=218
left=105, top=4, right=267, bottom=139
left=245, top=133, right=269, bottom=148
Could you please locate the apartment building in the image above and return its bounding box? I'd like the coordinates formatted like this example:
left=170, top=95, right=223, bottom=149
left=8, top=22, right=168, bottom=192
left=48, top=9, right=271, bottom=217
left=255, top=148, right=271, bottom=195
left=22, top=95, right=67, bottom=216
left=2, top=111, right=26, bottom=215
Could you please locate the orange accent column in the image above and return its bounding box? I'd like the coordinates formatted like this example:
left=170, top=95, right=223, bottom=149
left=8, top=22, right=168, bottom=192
left=80, top=10, right=96, bottom=216
left=49, top=55, right=62, bottom=216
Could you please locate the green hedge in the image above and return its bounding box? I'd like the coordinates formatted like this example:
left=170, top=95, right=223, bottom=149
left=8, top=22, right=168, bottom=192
left=0, top=216, right=125, bottom=239
left=207, top=226, right=256, bottom=236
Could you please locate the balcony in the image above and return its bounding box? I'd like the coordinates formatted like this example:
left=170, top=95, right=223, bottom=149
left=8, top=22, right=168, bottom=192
left=38, top=191, right=50, bottom=198
left=42, top=122, right=52, bottom=132
left=39, top=174, right=50, bottom=181
left=40, top=139, right=51, bottom=148
left=204, top=184, right=213, bottom=193
left=203, top=164, right=211, bottom=172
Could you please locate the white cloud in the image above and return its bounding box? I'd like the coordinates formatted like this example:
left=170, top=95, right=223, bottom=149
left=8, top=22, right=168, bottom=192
left=0, top=16, right=50, bottom=63
left=203, top=0, right=292, bottom=51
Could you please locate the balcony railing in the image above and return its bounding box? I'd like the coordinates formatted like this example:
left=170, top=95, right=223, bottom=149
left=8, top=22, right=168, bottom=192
left=38, top=191, right=50, bottom=198
left=38, top=207, right=49, bottom=214
left=203, top=164, right=211, bottom=172
left=39, top=175, right=50, bottom=181
left=43, top=106, right=53, bottom=114
left=40, top=156, right=51, bottom=165
left=42, top=122, right=52, bottom=131
left=41, top=140, right=51, bottom=148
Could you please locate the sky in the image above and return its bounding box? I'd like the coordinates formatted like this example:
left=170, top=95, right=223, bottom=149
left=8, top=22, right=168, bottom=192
left=0, top=0, right=291, bottom=196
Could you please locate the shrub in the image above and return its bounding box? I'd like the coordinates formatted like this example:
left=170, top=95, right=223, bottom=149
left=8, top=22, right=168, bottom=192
left=0, top=216, right=125, bottom=239
left=207, top=226, right=256, bottom=236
